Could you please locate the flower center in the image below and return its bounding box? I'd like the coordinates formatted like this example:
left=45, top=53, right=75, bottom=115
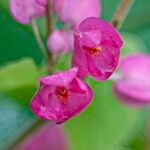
left=82, top=46, right=102, bottom=55
left=55, top=86, right=69, bottom=103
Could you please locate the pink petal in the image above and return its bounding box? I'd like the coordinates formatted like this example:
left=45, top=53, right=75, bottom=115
left=79, top=17, right=123, bottom=48
left=10, top=0, right=45, bottom=24
left=47, top=29, right=73, bottom=53
left=113, top=53, right=150, bottom=107
left=72, top=34, right=89, bottom=78
left=35, top=0, right=47, bottom=5
left=18, top=123, right=68, bottom=150
left=38, top=67, right=78, bottom=86
left=52, top=0, right=101, bottom=28
left=51, top=0, right=65, bottom=14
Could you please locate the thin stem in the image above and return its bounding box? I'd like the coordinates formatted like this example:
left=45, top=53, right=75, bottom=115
left=45, top=0, right=54, bottom=72
left=31, top=19, right=52, bottom=74
left=45, top=0, right=52, bottom=36
left=5, top=119, right=47, bottom=150
left=111, top=0, right=135, bottom=29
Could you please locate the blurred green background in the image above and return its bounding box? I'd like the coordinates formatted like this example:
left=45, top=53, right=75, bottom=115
left=0, top=0, right=150, bottom=150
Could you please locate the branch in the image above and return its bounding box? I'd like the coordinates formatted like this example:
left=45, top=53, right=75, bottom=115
left=45, top=0, right=54, bottom=72
left=31, top=19, right=52, bottom=74
left=111, top=0, right=135, bottom=29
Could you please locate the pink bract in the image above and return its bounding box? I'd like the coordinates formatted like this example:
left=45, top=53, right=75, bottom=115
left=113, top=53, right=150, bottom=107
left=10, top=0, right=45, bottom=24
left=18, top=123, right=69, bottom=150
left=72, top=17, right=123, bottom=80
left=51, top=0, right=101, bottom=29
left=30, top=68, right=93, bottom=124
left=47, top=29, right=73, bottom=53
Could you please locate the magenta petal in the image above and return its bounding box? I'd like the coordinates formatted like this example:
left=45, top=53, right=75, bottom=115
left=38, top=67, right=78, bottom=86
left=18, top=123, right=68, bottom=150
left=113, top=53, right=150, bottom=107
left=30, top=68, right=93, bottom=123
left=66, top=78, right=93, bottom=116
left=10, top=0, right=45, bottom=24
left=79, top=17, right=123, bottom=48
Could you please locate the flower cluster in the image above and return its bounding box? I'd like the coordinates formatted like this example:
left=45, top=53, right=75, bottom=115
left=10, top=0, right=101, bottom=53
left=9, top=0, right=123, bottom=123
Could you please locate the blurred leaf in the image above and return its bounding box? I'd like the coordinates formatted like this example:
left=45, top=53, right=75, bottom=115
left=0, top=94, right=34, bottom=150
left=0, top=58, right=38, bottom=91
left=122, top=109, right=148, bottom=150
left=0, top=7, right=43, bottom=64
left=0, top=0, right=9, bottom=11
left=126, top=133, right=147, bottom=150
left=122, top=1, right=150, bottom=31
left=135, top=27, right=150, bottom=53
left=65, top=80, right=143, bottom=150
left=121, top=32, right=148, bottom=56
left=0, top=58, right=39, bottom=105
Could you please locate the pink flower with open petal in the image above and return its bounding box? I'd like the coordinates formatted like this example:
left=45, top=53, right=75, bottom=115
left=47, top=29, right=73, bottom=53
left=72, top=17, right=123, bottom=80
left=113, top=54, right=150, bottom=107
left=30, top=68, right=93, bottom=124
left=10, top=0, right=45, bottom=24
left=18, top=123, right=69, bottom=150
left=51, top=0, right=101, bottom=29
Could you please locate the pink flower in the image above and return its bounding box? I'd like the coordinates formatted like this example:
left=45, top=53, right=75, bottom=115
left=30, top=68, right=93, bottom=124
left=35, top=0, right=47, bottom=5
left=72, top=17, right=123, bottom=81
left=47, top=29, right=73, bottom=53
left=18, top=123, right=69, bottom=150
left=51, top=0, right=101, bottom=29
left=10, top=0, right=45, bottom=24
left=113, top=54, right=150, bottom=107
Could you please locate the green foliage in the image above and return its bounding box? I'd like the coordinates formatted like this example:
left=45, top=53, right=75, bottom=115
left=121, top=32, right=148, bottom=56
left=0, top=94, right=34, bottom=150
left=0, top=58, right=39, bottom=105
left=65, top=79, right=144, bottom=150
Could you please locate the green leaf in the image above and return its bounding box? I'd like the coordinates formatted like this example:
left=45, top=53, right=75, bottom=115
left=0, top=58, right=39, bottom=105
left=65, top=80, right=142, bottom=150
